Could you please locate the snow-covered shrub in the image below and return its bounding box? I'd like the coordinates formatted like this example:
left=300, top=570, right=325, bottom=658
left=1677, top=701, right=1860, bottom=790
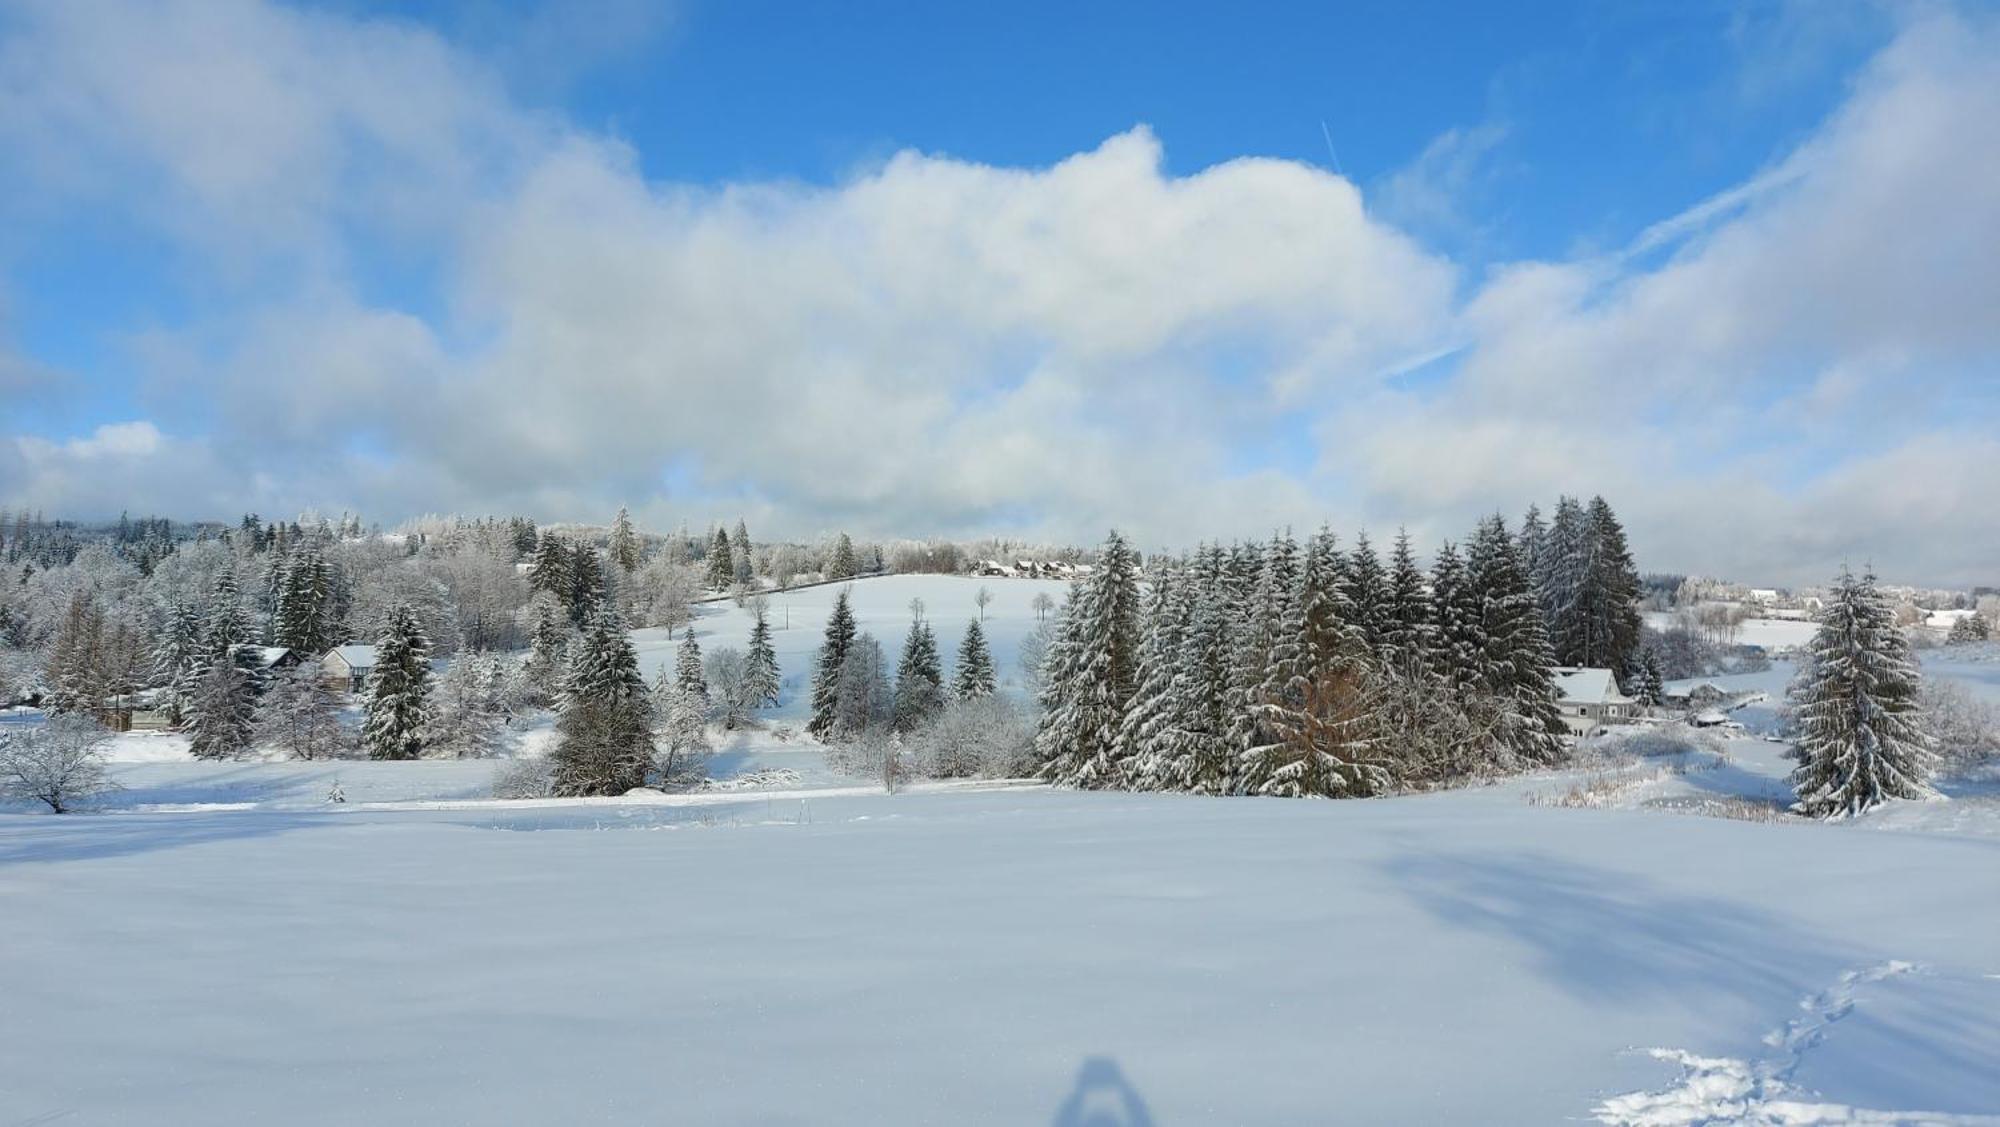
left=1586, top=723, right=1726, bottom=762
left=0, top=715, right=116, bottom=813
left=491, top=756, right=554, bottom=800
left=912, top=694, right=1034, bottom=778
left=1923, top=678, right=2000, bottom=773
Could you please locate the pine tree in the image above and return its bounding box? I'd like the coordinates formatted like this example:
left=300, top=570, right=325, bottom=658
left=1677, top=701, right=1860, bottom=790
left=1789, top=567, right=1936, bottom=819
left=1343, top=531, right=1389, bottom=655
left=807, top=588, right=858, bottom=739
left=186, top=656, right=256, bottom=760
left=731, top=519, right=753, bottom=585
left=609, top=507, right=641, bottom=573
left=1227, top=532, right=1300, bottom=778
left=523, top=593, right=570, bottom=702
left=550, top=607, right=654, bottom=795
left=273, top=546, right=335, bottom=654
left=893, top=614, right=945, bottom=731
left=1630, top=647, right=1664, bottom=707
left=361, top=603, right=432, bottom=761
left=1574, top=496, right=1643, bottom=673
left=1537, top=496, right=1587, bottom=660
left=1465, top=515, right=1567, bottom=767
left=529, top=532, right=573, bottom=604
left=745, top=605, right=782, bottom=709
left=675, top=630, right=708, bottom=705
left=1383, top=528, right=1431, bottom=671
left=1948, top=613, right=1990, bottom=644
left=953, top=617, right=997, bottom=700
left=1151, top=577, right=1238, bottom=795
left=569, top=542, right=605, bottom=623
left=1117, top=564, right=1186, bottom=787
left=153, top=599, right=205, bottom=727
left=829, top=533, right=857, bottom=580
left=705, top=528, right=735, bottom=590
left=1518, top=504, right=1548, bottom=582
left=1035, top=530, right=1142, bottom=787
left=202, top=571, right=251, bottom=669
left=1428, top=541, right=1483, bottom=689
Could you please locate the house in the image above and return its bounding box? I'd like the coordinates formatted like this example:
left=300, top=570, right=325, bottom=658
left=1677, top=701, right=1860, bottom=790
left=1662, top=680, right=1730, bottom=708
left=322, top=644, right=378, bottom=692
left=1550, top=666, right=1638, bottom=735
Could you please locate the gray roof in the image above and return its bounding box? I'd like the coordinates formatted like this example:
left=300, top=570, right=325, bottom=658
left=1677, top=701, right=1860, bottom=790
left=326, top=644, right=378, bottom=669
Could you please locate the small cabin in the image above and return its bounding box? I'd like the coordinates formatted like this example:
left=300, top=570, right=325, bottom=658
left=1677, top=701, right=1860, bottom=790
left=321, top=644, right=378, bottom=693
left=1550, top=666, right=1638, bottom=736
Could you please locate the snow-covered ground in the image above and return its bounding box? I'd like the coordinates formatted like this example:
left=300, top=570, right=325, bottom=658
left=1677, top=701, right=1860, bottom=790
left=1645, top=610, right=1819, bottom=651
left=6, top=582, right=2000, bottom=1122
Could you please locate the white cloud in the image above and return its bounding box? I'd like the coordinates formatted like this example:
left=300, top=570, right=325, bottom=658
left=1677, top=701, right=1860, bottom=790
left=0, top=1, right=1995, bottom=586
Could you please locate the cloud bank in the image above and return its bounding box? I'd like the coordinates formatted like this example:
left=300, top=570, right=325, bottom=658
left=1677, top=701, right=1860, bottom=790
left=1, top=1, right=1995, bottom=586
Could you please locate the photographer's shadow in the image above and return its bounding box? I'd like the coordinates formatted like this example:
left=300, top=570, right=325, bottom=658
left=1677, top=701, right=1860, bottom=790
left=1052, top=1056, right=1154, bottom=1127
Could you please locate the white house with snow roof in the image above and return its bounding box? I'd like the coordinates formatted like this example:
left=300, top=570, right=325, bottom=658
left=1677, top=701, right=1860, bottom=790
left=321, top=644, right=378, bottom=693
left=1550, top=666, right=1637, bottom=735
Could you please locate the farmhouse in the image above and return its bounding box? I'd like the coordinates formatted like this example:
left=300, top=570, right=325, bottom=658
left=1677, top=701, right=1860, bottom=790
left=1550, top=667, right=1637, bottom=736
left=321, top=644, right=378, bottom=693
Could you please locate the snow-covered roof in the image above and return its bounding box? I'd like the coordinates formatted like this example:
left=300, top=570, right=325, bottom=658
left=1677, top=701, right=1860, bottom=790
left=229, top=644, right=294, bottom=668
left=326, top=644, right=378, bottom=668
left=1550, top=667, right=1632, bottom=707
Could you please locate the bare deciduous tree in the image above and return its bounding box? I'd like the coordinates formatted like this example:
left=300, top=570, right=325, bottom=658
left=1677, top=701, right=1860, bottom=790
left=0, top=716, right=116, bottom=813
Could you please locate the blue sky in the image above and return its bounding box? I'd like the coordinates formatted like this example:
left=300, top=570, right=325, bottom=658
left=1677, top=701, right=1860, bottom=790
left=1, top=0, right=1996, bottom=585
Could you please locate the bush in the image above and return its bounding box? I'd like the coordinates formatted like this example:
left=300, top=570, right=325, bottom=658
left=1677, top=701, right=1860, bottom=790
left=491, top=756, right=554, bottom=799
left=0, top=716, right=117, bottom=813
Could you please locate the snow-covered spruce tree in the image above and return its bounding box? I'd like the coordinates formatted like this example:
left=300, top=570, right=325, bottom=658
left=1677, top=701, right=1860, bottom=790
left=1789, top=567, right=1937, bottom=819
left=153, top=598, right=205, bottom=727
left=1573, top=496, right=1643, bottom=673
left=731, top=520, right=753, bottom=586
left=568, top=542, right=605, bottom=623
left=1118, top=562, right=1189, bottom=789
left=953, top=617, right=997, bottom=700
left=1034, top=530, right=1142, bottom=787
left=807, top=587, right=858, bottom=740
left=43, top=591, right=108, bottom=717
left=1517, top=504, right=1547, bottom=586
left=745, top=604, right=782, bottom=710
left=1151, top=573, right=1239, bottom=795
left=256, top=661, right=348, bottom=760
left=1227, top=532, right=1301, bottom=781
left=529, top=531, right=574, bottom=604
left=550, top=607, right=654, bottom=795
left=202, top=570, right=252, bottom=668
left=361, top=603, right=432, bottom=761
left=424, top=652, right=511, bottom=759
left=1426, top=540, right=1484, bottom=692
left=187, top=654, right=257, bottom=760
left=1384, top=528, right=1431, bottom=671
left=893, top=613, right=945, bottom=731
left=674, top=630, right=708, bottom=707
left=521, top=591, right=571, bottom=704
left=1630, top=647, right=1665, bottom=707
left=829, top=533, right=858, bottom=580
left=1342, top=530, right=1389, bottom=656
left=704, top=528, right=734, bottom=590
left=1535, top=496, right=1587, bottom=654
left=1465, top=516, right=1567, bottom=767
left=609, top=506, right=641, bottom=574
left=273, top=545, right=336, bottom=655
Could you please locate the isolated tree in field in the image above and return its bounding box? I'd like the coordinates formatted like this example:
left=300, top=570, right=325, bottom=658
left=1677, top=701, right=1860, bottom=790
left=974, top=585, right=993, bottom=622
left=893, top=610, right=945, bottom=731
left=256, top=661, right=347, bottom=760
left=609, top=506, right=641, bottom=574
left=1031, top=591, right=1055, bottom=623
left=0, top=716, right=114, bottom=813
left=187, top=655, right=257, bottom=760
left=744, top=604, right=782, bottom=710
left=1789, top=567, right=1936, bottom=819
left=362, top=603, right=432, bottom=761
left=551, top=607, right=653, bottom=795
left=705, top=528, right=735, bottom=590
left=953, top=617, right=996, bottom=700
left=807, top=588, right=858, bottom=739
left=1035, top=530, right=1142, bottom=787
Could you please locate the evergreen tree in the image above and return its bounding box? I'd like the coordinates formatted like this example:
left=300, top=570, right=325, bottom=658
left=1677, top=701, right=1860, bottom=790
left=1343, top=531, right=1389, bottom=654
left=569, top=542, right=605, bottom=623
left=1034, top=530, right=1142, bottom=787
left=609, top=507, right=641, bottom=573
left=829, top=533, right=858, bottom=580
left=1383, top=528, right=1431, bottom=670
left=705, top=528, right=735, bottom=590
left=1630, top=647, right=1665, bottom=707
left=202, top=570, right=251, bottom=668
left=273, top=546, right=335, bottom=654
left=153, top=599, right=205, bottom=727
left=731, top=519, right=753, bottom=585
left=186, top=656, right=256, bottom=760
left=892, top=614, right=945, bottom=731
left=1465, top=516, right=1567, bottom=767
left=361, top=603, right=432, bottom=761
left=1536, top=496, right=1587, bottom=658
left=1789, top=567, right=1936, bottom=819
left=1117, top=564, right=1186, bottom=787
left=1427, top=541, right=1483, bottom=690
left=745, top=605, right=781, bottom=709
left=674, top=630, right=708, bottom=705
left=1150, top=577, right=1238, bottom=795
left=1228, top=532, right=1300, bottom=776
left=952, top=617, right=997, bottom=700
left=549, top=606, right=654, bottom=795
left=522, top=592, right=570, bottom=702
left=1574, top=496, right=1643, bottom=673
left=529, top=532, right=573, bottom=604
left=807, top=588, right=858, bottom=739
left=1948, top=613, right=1990, bottom=643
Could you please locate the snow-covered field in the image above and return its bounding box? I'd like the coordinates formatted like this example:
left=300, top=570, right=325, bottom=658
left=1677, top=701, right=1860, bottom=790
left=5, top=580, right=2000, bottom=1123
